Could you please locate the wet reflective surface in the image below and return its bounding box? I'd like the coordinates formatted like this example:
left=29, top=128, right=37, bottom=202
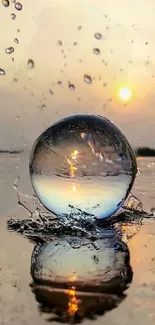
left=8, top=172, right=143, bottom=323
left=29, top=114, right=137, bottom=220
left=1, top=154, right=155, bottom=325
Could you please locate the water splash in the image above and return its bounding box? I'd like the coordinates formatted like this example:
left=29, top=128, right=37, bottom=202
left=7, top=179, right=152, bottom=323
left=7, top=175, right=146, bottom=243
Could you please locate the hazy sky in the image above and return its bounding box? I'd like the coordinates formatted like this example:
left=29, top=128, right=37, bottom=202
left=0, top=0, right=155, bottom=150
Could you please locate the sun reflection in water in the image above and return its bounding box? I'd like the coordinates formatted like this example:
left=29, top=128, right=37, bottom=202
left=65, top=273, right=79, bottom=316
left=66, top=149, right=79, bottom=178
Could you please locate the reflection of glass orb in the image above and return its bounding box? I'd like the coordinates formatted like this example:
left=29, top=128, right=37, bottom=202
left=31, top=235, right=132, bottom=293
left=29, top=114, right=137, bottom=220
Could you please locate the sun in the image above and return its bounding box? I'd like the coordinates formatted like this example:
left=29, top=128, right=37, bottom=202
left=119, top=87, right=132, bottom=101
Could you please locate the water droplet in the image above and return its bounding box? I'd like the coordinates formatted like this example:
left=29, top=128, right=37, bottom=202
left=27, top=59, right=34, bottom=69
left=57, top=40, right=62, bottom=46
left=10, top=13, right=16, bottom=19
left=40, top=104, right=46, bottom=110
left=73, top=42, right=78, bottom=46
left=84, top=74, right=92, bottom=84
left=11, top=0, right=16, bottom=3
left=93, top=48, right=100, bottom=55
left=94, top=32, right=102, bottom=40
left=29, top=114, right=137, bottom=220
left=77, top=25, right=82, bottom=30
left=14, top=38, right=19, bottom=44
left=2, top=0, right=9, bottom=7
left=68, top=83, right=75, bottom=91
left=103, top=82, right=107, bottom=87
left=15, top=2, right=22, bottom=10
left=0, top=68, right=6, bottom=75
left=49, top=89, right=54, bottom=95
left=145, top=42, right=148, bottom=45
left=17, top=28, right=20, bottom=32
left=5, top=47, right=14, bottom=54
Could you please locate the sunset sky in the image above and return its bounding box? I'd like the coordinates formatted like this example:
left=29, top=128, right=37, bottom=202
left=0, top=0, right=155, bottom=150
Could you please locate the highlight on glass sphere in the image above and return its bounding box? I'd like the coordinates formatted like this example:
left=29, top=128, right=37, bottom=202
left=29, top=114, right=137, bottom=220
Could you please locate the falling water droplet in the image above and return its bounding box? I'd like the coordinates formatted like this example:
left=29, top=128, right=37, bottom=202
left=2, top=0, right=9, bottom=7
left=10, top=13, right=16, bottom=19
left=14, top=38, right=19, bottom=44
left=57, top=40, right=62, bottom=46
left=27, top=59, right=34, bottom=69
left=40, top=104, right=46, bottom=110
left=15, top=2, right=22, bottom=10
left=94, top=32, right=102, bottom=40
left=5, top=47, right=14, bottom=54
left=84, top=74, right=92, bottom=84
left=93, top=48, right=100, bottom=55
left=68, top=83, right=75, bottom=91
left=0, top=68, right=6, bottom=75
left=49, top=89, right=54, bottom=95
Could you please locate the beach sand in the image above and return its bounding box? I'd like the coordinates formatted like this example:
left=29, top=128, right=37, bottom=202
left=0, top=153, right=155, bottom=325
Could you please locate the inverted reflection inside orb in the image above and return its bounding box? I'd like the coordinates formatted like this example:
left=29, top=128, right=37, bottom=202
left=29, top=114, right=137, bottom=219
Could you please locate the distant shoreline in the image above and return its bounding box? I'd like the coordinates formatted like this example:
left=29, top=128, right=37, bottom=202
left=0, top=148, right=155, bottom=158
left=135, top=147, right=155, bottom=157
left=0, top=150, right=24, bottom=155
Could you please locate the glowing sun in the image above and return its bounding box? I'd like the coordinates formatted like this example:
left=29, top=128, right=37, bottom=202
left=119, top=87, right=132, bottom=101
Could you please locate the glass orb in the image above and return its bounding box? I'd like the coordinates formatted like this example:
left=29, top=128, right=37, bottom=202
left=29, top=114, right=137, bottom=219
